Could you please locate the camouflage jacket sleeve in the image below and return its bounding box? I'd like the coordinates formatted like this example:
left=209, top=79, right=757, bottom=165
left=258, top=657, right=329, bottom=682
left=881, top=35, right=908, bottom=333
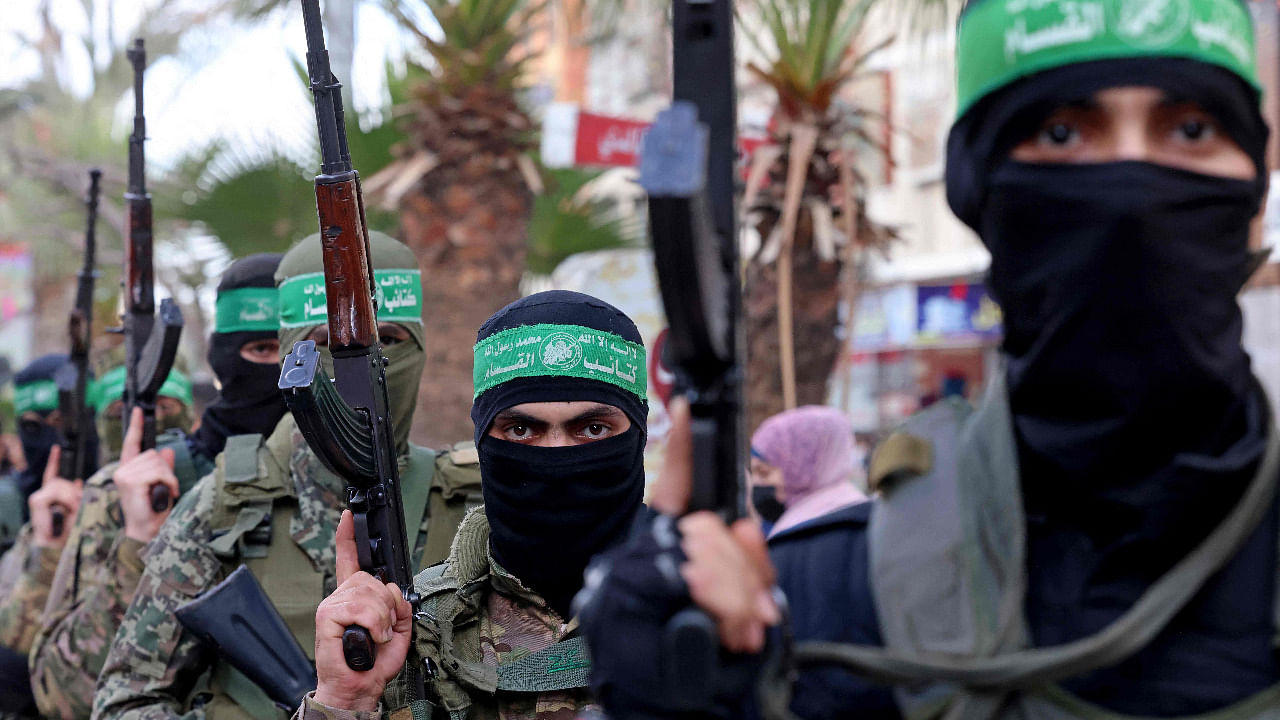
left=0, top=522, right=32, bottom=599
left=291, top=692, right=381, bottom=720
left=92, top=473, right=223, bottom=720
left=0, top=523, right=61, bottom=653
left=31, top=465, right=148, bottom=720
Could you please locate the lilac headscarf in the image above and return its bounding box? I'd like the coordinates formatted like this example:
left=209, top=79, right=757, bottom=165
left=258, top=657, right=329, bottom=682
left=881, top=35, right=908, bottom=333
left=752, top=405, right=867, bottom=536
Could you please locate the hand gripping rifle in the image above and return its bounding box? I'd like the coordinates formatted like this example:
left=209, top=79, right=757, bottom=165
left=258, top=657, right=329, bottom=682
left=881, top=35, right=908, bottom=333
left=52, top=169, right=104, bottom=537
left=638, top=0, right=748, bottom=709
left=279, top=0, right=418, bottom=673
left=121, top=38, right=184, bottom=512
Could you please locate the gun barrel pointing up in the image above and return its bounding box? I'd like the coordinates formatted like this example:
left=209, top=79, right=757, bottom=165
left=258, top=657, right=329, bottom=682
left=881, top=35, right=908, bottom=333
left=126, top=39, right=146, bottom=197
left=300, top=0, right=353, bottom=175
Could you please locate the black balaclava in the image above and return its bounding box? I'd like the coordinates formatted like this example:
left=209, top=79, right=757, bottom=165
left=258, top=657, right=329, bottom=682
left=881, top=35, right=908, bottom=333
left=194, top=253, right=287, bottom=458
left=13, top=354, right=71, bottom=502
left=945, top=53, right=1270, bottom=581
left=472, top=290, right=649, bottom=619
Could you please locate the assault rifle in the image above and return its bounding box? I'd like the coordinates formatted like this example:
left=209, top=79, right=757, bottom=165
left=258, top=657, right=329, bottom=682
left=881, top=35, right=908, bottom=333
left=53, top=169, right=103, bottom=537
left=638, top=0, right=745, bottom=709
left=279, top=0, right=417, bottom=672
left=175, top=565, right=316, bottom=711
left=121, top=38, right=184, bottom=512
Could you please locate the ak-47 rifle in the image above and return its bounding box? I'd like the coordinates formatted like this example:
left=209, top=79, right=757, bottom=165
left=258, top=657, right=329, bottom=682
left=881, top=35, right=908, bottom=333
left=121, top=38, right=184, bottom=512
left=638, top=0, right=745, bottom=709
left=52, top=169, right=104, bottom=537
left=279, top=0, right=417, bottom=672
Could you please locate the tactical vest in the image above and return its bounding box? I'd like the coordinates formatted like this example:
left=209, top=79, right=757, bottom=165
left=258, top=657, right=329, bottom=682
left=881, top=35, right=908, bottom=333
left=832, top=376, right=1280, bottom=720
left=198, top=424, right=482, bottom=720
left=384, top=512, right=593, bottom=720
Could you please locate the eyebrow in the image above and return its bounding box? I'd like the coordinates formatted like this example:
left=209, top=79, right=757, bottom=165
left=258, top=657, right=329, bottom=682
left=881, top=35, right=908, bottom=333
left=492, top=409, right=548, bottom=427
left=492, top=404, right=625, bottom=427
left=565, top=405, right=626, bottom=425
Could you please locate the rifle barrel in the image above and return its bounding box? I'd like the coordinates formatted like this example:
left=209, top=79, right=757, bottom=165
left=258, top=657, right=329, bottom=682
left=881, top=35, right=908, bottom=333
left=126, top=39, right=146, bottom=196
left=301, top=0, right=353, bottom=175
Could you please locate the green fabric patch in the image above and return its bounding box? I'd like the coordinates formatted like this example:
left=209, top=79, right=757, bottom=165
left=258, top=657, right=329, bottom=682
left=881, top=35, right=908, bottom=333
left=15, top=380, right=58, bottom=415
left=277, top=269, right=423, bottom=328
left=473, top=323, right=647, bottom=400
left=215, top=287, right=279, bottom=333
left=956, top=0, right=1260, bottom=119
left=91, top=365, right=194, bottom=409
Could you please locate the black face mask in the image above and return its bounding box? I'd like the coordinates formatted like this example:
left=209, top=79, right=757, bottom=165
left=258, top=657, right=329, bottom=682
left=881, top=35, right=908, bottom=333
left=983, top=161, right=1270, bottom=570
left=983, top=161, right=1259, bottom=477
left=751, top=486, right=786, bottom=524
left=480, top=425, right=646, bottom=619
left=194, top=331, right=288, bottom=458
left=18, top=417, right=59, bottom=499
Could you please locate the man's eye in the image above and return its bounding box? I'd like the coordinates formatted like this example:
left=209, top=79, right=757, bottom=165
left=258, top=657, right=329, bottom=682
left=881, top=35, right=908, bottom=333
left=380, top=335, right=403, bottom=346
left=1040, top=122, right=1077, bottom=146
left=1177, top=118, right=1211, bottom=141
left=508, top=425, right=530, bottom=439
left=584, top=423, right=608, bottom=438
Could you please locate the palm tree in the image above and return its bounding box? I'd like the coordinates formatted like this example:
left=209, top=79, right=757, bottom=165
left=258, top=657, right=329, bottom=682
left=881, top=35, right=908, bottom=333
left=0, top=0, right=196, bottom=359
left=736, top=0, right=902, bottom=431
left=365, top=0, right=547, bottom=446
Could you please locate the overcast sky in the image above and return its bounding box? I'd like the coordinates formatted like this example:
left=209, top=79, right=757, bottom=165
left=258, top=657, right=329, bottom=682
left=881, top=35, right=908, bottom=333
left=1, top=0, right=420, bottom=172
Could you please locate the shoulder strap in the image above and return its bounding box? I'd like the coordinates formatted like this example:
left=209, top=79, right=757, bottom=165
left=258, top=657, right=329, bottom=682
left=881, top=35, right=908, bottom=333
left=812, top=380, right=1280, bottom=704
left=418, top=448, right=483, bottom=568
left=209, top=433, right=288, bottom=559
left=401, top=445, right=436, bottom=570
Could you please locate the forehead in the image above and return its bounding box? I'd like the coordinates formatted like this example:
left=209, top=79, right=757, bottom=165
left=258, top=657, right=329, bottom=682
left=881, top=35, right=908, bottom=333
left=497, top=401, right=624, bottom=423
left=1052, top=85, right=1185, bottom=110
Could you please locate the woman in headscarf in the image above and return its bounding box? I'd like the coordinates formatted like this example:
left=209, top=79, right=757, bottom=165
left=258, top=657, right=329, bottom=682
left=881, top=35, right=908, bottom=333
left=749, top=405, right=867, bottom=537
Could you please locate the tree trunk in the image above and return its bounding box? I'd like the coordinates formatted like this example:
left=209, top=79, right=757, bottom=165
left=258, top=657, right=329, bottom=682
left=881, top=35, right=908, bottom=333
left=400, top=158, right=531, bottom=448
left=744, top=213, right=842, bottom=434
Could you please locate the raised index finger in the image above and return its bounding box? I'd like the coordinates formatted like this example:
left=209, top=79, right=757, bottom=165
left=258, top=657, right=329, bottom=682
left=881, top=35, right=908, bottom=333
left=43, top=444, right=62, bottom=483
left=650, top=396, right=693, bottom=516
left=335, top=509, right=360, bottom=584
left=120, top=406, right=145, bottom=464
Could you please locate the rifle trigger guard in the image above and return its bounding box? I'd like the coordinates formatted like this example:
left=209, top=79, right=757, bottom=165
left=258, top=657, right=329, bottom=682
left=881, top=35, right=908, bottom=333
left=353, top=512, right=374, bottom=572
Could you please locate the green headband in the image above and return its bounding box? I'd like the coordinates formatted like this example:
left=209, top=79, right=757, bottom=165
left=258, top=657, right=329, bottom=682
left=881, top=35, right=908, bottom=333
left=91, top=365, right=194, bottom=410
left=216, top=287, right=280, bottom=333
left=956, top=0, right=1260, bottom=119
left=277, top=270, right=424, bottom=329
left=473, top=323, right=648, bottom=400
left=15, top=380, right=59, bottom=415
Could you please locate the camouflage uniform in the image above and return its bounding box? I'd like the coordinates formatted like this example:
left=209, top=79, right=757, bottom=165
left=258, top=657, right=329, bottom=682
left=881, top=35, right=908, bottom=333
left=0, top=524, right=59, bottom=654
left=26, top=461, right=146, bottom=719
left=294, top=510, right=601, bottom=720
left=22, top=429, right=213, bottom=720
left=93, top=416, right=480, bottom=720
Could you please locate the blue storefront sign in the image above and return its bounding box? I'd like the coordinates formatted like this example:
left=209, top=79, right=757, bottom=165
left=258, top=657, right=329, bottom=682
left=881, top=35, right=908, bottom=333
left=915, top=282, right=1003, bottom=345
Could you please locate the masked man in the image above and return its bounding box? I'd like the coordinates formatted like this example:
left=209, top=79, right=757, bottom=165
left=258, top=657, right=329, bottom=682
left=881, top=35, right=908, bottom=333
left=294, top=290, right=648, bottom=720
left=577, top=0, right=1280, bottom=717
left=28, top=253, right=289, bottom=719
left=94, top=232, right=481, bottom=720
left=0, top=355, right=85, bottom=718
